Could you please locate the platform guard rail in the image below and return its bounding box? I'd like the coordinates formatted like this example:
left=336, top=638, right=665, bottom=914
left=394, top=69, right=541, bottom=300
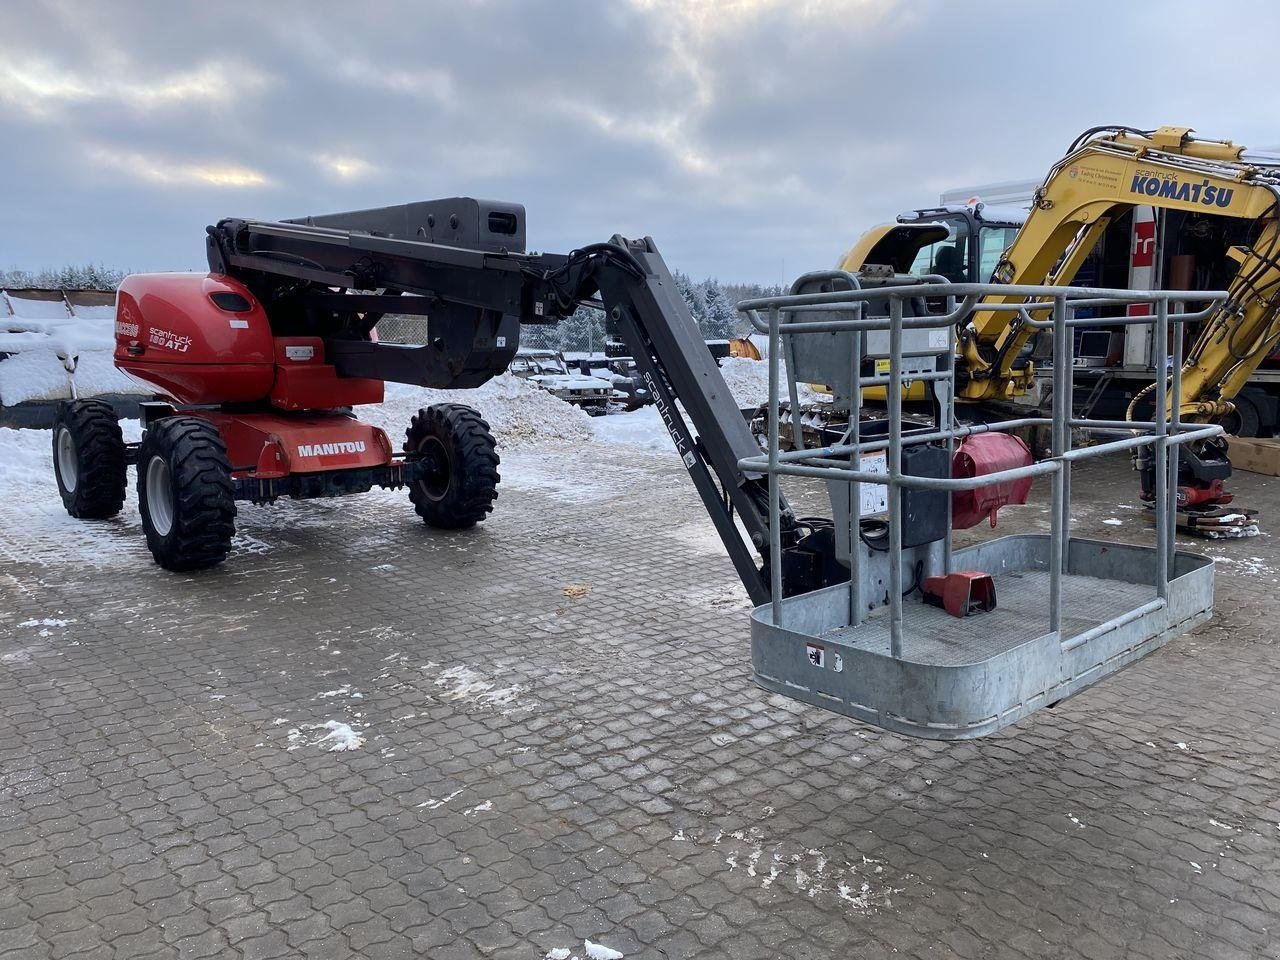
left=734, top=277, right=1227, bottom=737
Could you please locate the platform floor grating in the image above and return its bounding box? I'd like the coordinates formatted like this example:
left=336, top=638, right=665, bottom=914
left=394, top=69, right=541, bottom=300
left=821, top=571, right=1156, bottom=666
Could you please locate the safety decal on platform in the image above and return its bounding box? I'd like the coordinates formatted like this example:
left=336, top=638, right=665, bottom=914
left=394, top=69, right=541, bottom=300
left=285, top=345, right=315, bottom=361
left=805, top=642, right=824, bottom=669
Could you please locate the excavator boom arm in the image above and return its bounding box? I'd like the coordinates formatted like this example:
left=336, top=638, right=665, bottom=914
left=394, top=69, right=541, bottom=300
left=963, top=127, right=1280, bottom=407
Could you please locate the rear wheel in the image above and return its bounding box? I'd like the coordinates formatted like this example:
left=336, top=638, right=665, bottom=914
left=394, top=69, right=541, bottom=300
left=406, top=403, right=499, bottom=529
left=53, top=399, right=127, bottom=519
left=137, top=417, right=236, bottom=571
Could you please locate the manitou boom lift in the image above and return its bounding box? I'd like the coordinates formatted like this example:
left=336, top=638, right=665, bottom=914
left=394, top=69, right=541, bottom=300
left=54, top=199, right=829, bottom=598
left=50, top=199, right=1217, bottom=738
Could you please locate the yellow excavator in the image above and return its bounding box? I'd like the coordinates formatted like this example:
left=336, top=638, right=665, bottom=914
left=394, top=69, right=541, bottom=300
left=840, top=125, right=1280, bottom=533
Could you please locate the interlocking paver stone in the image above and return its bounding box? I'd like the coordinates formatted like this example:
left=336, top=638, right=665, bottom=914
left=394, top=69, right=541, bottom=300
left=2, top=446, right=1279, bottom=959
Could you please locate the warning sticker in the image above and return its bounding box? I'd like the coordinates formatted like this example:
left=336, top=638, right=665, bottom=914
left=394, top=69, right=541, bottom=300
left=858, top=451, right=889, bottom=516
left=805, top=642, right=824, bottom=669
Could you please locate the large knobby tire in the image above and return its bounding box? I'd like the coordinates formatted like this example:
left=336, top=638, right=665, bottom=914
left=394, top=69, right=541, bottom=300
left=137, top=417, right=237, bottom=571
left=406, top=403, right=499, bottom=529
left=53, top=399, right=127, bottom=519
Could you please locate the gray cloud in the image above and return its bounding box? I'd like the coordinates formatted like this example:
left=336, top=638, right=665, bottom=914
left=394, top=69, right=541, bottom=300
left=1, top=0, right=1277, bottom=283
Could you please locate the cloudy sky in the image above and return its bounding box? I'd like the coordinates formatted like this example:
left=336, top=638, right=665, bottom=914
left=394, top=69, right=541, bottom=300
left=2, top=0, right=1278, bottom=284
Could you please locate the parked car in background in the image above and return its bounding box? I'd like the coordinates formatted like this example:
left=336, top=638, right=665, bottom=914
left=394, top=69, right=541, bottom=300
left=509, top=349, right=614, bottom=415
left=566, top=353, right=652, bottom=410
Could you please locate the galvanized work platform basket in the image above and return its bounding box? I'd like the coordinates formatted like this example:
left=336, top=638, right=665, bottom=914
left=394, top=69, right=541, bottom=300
left=737, top=274, right=1225, bottom=739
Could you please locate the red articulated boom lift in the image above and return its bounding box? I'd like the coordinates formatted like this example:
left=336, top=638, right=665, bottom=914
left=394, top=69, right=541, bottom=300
left=53, top=199, right=795, bottom=589
left=49, top=198, right=1214, bottom=739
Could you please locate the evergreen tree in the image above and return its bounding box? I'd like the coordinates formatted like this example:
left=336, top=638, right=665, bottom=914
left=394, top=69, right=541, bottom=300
left=700, top=281, right=742, bottom=339
left=673, top=270, right=707, bottom=326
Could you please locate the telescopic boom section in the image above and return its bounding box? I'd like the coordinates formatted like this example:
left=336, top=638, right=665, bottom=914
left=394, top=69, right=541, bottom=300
left=960, top=126, right=1280, bottom=420
left=205, top=201, right=808, bottom=603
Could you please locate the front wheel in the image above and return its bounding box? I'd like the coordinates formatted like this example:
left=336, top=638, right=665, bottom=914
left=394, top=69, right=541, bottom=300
left=406, top=404, right=499, bottom=529
left=137, top=417, right=236, bottom=571
left=53, top=399, right=127, bottom=519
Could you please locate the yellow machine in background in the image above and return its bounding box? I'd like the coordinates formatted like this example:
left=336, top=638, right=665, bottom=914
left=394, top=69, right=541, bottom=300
left=838, top=125, right=1280, bottom=528
left=844, top=126, right=1280, bottom=418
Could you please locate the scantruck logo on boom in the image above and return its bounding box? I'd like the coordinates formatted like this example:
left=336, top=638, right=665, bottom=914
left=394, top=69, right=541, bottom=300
left=1129, top=172, right=1234, bottom=208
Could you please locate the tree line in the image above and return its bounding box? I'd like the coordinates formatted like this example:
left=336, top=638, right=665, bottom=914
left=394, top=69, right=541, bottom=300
left=0, top=264, right=127, bottom=291
left=521, top=272, right=784, bottom=353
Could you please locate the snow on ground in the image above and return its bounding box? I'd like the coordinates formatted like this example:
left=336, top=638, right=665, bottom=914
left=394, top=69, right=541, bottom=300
left=1205, top=552, right=1278, bottom=582
left=0, top=421, right=156, bottom=567
left=544, top=941, right=625, bottom=960
left=677, top=821, right=910, bottom=915
left=417, top=789, right=463, bottom=810
left=589, top=406, right=671, bottom=451
left=427, top=662, right=527, bottom=711
left=284, top=720, right=366, bottom=752
left=0, top=358, right=768, bottom=567
left=318, top=720, right=365, bottom=751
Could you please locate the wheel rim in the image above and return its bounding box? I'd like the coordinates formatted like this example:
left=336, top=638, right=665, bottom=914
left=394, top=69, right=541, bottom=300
left=418, top=437, right=452, bottom=502
left=145, top=455, right=175, bottom=536
left=56, top=427, right=78, bottom=493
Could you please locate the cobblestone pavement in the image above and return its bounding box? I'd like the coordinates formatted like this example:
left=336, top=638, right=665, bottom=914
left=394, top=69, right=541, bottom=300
left=2, top=437, right=1279, bottom=960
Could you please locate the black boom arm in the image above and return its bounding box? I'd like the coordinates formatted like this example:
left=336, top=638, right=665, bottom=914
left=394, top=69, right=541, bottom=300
left=205, top=198, right=829, bottom=602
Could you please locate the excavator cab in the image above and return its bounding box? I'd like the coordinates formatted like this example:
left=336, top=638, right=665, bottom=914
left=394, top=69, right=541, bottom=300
left=839, top=204, right=1025, bottom=283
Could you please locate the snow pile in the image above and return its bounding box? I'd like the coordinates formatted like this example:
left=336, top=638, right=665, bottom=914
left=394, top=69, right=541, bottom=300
left=717, top=356, right=829, bottom=409
left=286, top=720, right=366, bottom=752
left=0, top=293, right=142, bottom=405
left=365, top=375, right=595, bottom=449
left=544, top=942, right=624, bottom=960
left=589, top=406, right=672, bottom=451
left=425, top=662, right=528, bottom=712
left=319, top=720, right=365, bottom=752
